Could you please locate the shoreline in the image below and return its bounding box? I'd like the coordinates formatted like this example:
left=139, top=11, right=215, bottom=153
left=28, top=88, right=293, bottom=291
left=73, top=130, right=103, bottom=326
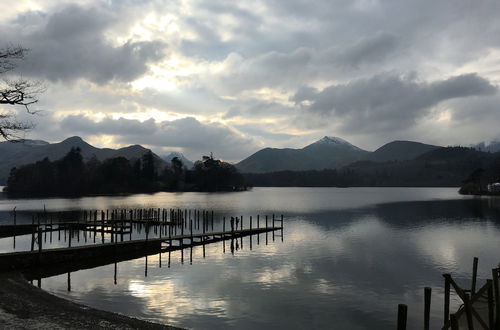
left=0, top=271, right=181, bottom=329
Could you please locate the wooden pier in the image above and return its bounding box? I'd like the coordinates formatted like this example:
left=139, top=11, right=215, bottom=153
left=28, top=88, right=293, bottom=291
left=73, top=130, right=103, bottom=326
left=396, top=257, right=500, bottom=330
left=0, top=208, right=285, bottom=281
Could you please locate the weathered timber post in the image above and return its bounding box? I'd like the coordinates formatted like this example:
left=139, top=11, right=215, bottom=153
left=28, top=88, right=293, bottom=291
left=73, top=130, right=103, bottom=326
left=472, top=257, right=479, bottom=295
left=463, top=293, right=474, bottom=330
left=257, top=215, right=260, bottom=229
left=492, top=268, right=500, bottom=330
left=223, top=217, right=226, bottom=232
left=211, top=210, right=214, bottom=231
left=266, top=215, right=268, bottom=228
left=397, top=304, right=407, bottom=330
left=450, top=314, right=459, bottom=330
left=250, top=216, right=252, bottom=230
left=488, top=279, right=495, bottom=329
left=444, top=274, right=451, bottom=326
left=424, top=287, right=431, bottom=330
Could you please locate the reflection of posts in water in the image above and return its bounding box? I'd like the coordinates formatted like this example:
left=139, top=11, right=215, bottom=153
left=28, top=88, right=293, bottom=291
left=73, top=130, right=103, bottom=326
left=203, top=244, right=206, bottom=258
left=266, top=231, right=268, bottom=245
left=223, top=239, right=226, bottom=254
left=168, top=250, right=171, bottom=268
left=67, top=272, right=71, bottom=292
left=230, top=239, right=235, bottom=255
left=257, top=231, right=260, bottom=245
left=114, top=262, right=117, bottom=284
left=181, top=246, right=184, bottom=264
left=159, top=252, right=162, bottom=268
left=240, top=234, right=243, bottom=250
left=144, top=256, right=148, bottom=277
left=190, top=246, right=193, bottom=265
left=281, top=227, right=284, bottom=243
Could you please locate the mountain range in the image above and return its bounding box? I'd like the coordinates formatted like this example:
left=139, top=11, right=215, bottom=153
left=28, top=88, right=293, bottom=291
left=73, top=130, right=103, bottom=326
left=1, top=135, right=495, bottom=186
left=0, top=137, right=167, bottom=185
left=236, top=136, right=440, bottom=173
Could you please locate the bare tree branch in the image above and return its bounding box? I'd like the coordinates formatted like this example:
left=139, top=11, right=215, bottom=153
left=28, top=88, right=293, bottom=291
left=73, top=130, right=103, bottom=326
left=0, top=45, right=43, bottom=141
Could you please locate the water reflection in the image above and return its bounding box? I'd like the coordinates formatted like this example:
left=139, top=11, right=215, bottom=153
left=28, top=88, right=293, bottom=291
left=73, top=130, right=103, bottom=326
left=4, top=188, right=500, bottom=329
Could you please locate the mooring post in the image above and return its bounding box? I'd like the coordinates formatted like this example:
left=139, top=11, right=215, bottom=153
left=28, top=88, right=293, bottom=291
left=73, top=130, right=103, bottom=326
left=443, top=274, right=451, bottom=326
left=38, top=225, right=43, bottom=256
left=424, top=287, right=431, bottom=330
left=257, top=215, right=260, bottom=229
left=450, top=314, right=459, bottom=330
left=488, top=279, right=495, bottom=329
left=211, top=210, right=214, bottom=231
left=223, top=217, right=226, bottom=232
left=266, top=215, right=268, bottom=228
left=472, top=257, right=479, bottom=295
left=250, top=216, right=252, bottom=230
left=492, top=268, right=500, bottom=330
left=464, top=293, right=474, bottom=330
left=397, top=304, right=407, bottom=330
left=240, top=215, right=243, bottom=230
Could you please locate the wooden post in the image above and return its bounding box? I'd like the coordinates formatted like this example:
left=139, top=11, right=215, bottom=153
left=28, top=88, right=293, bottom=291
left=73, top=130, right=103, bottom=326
left=488, top=279, right=494, bottom=329
left=450, top=314, right=459, bottom=330
left=424, top=287, right=431, bottom=330
left=38, top=226, right=42, bottom=257
left=492, top=268, right=500, bottom=330
left=472, top=257, right=478, bottom=295
left=223, top=217, right=226, bottom=232
left=257, top=215, right=260, bottom=229
left=266, top=215, right=268, bottom=228
left=444, top=274, right=451, bottom=326
left=464, top=293, right=474, bottom=330
left=211, top=210, right=214, bottom=231
left=250, top=216, right=252, bottom=230
left=397, top=304, right=407, bottom=330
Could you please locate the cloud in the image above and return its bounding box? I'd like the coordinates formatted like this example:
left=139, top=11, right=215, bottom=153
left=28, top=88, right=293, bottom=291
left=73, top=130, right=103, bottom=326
left=3, top=3, right=167, bottom=84
left=294, top=72, right=497, bottom=132
left=58, top=115, right=258, bottom=161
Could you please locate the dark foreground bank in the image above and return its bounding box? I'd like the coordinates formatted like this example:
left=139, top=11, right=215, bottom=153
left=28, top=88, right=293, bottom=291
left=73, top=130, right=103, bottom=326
left=0, top=272, right=181, bottom=330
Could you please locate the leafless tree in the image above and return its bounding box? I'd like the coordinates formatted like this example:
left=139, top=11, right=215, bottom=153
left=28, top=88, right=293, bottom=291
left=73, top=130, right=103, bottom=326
left=0, top=45, right=43, bottom=140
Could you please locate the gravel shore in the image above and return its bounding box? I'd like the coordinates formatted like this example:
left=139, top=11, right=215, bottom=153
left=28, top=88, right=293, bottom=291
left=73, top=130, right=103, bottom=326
left=0, top=272, right=182, bottom=329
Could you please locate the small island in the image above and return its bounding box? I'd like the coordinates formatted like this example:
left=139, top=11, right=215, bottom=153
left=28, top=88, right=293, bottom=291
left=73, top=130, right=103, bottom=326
left=4, top=147, right=248, bottom=197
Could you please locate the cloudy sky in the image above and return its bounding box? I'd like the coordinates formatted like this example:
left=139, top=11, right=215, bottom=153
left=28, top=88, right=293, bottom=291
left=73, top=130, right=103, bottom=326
left=1, top=0, right=500, bottom=161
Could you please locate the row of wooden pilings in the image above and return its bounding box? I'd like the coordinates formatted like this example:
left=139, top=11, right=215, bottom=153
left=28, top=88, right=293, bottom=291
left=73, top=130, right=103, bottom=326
left=397, top=257, right=500, bottom=330
left=16, top=208, right=284, bottom=255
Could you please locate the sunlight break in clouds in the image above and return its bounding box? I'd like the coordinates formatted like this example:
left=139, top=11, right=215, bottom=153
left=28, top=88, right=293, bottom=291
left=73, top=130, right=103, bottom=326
left=1, top=0, right=500, bottom=160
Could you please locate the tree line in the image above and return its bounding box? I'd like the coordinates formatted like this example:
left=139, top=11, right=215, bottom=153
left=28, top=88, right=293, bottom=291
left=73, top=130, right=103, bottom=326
left=4, top=148, right=247, bottom=196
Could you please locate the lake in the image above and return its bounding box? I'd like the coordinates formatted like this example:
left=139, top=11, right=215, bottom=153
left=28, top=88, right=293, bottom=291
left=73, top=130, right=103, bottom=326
left=1, top=187, right=500, bottom=329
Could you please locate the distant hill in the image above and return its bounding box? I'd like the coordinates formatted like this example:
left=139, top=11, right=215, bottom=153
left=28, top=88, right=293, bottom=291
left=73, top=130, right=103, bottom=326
left=366, top=140, right=440, bottom=162
left=0, top=136, right=166, bottom=184
left=236, top=136, right=369, bottom=173
left=245, top=146, right=499, bottom=187
left=162, top=152, right=194, bottom=169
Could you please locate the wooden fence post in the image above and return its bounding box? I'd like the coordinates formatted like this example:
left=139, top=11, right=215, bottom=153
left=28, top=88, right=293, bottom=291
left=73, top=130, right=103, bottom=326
left=424, top=287, right=431, bottom=330
left=397, top=304, right=407, bottom=330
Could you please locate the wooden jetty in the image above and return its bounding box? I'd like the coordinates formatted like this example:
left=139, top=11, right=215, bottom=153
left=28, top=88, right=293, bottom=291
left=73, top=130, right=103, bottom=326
left=0, top=208, right=285, bottom=281
left=397, top=257, right=500, bottom=330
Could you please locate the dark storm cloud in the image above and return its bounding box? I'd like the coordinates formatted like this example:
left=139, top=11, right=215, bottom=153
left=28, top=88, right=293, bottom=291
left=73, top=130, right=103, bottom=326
left=294, top=73, right=497, bottom=131
left=3, top=4, right=167, bottom=83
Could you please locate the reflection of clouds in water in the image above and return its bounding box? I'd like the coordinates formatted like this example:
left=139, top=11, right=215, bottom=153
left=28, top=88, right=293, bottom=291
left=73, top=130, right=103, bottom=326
left=127, top=279, right=229, bottom=320
left=411, top=222, right=500, bottom=277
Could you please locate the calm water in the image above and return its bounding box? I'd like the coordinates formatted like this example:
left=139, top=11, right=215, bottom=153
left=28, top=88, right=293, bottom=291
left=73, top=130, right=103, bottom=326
left=1, top=187, right=500, bottom=329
